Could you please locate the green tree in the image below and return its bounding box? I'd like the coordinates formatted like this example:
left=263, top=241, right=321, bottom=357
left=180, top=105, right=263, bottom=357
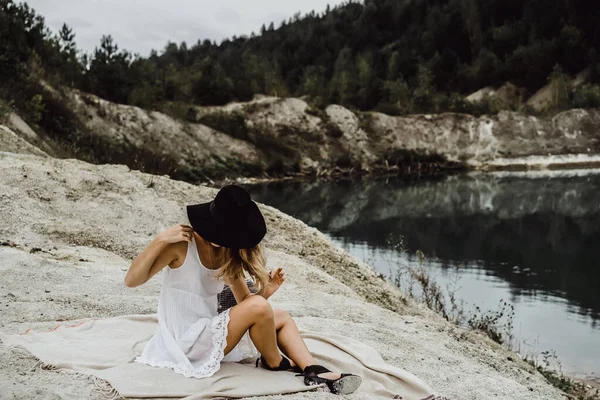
left=329, top=48, right=356, bottom=106
left=460, top=0, right=483, bottom=58
left=549, top=64, right=569, bottom=110
left=300, top=65, right=326, bottom=102
left=506, top=40, right=557, bottom=89
left=58, top=23, right=81, bottom=86
left=192, top=57, right=234, bottom=105
left=5, top=0, right=600, bottom=116
left=413, top=65, right=435, bottom=112
left=355, top=51, right=380, bottom=109
left=383, top=78, right=411, bottom=114
left=262, top=59, right=288, bottom=97
left=386, top=51, right=401, bottom=81
left=557, top=25, right=587, bottom=75
left=85, top=35, right=134, bottom=104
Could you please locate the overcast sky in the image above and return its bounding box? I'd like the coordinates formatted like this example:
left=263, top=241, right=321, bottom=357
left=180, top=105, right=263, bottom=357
left=24, top=0, right=346, bottom=57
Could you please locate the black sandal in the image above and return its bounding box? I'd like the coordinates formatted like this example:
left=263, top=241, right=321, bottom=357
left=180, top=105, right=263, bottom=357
left=297, top=364, right=362, bottom=395
left=255, top=354, right=303, bottom=373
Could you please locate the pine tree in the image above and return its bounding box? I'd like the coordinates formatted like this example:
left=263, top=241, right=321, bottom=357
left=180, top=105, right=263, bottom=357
left=329, top=48, right=356, bottom=106
left=58, top=23, right=80, bottom=86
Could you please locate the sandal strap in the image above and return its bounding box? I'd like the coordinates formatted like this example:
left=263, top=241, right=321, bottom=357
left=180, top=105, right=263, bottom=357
left=256, top=355, right=293, bottom=371
left=303, top=364, right=331, bottom=376
left=278, top=356, right=292, bottom=370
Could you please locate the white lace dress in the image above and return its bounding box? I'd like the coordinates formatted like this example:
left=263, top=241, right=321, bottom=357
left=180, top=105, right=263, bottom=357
left=135, top=236, right=258, bottom=378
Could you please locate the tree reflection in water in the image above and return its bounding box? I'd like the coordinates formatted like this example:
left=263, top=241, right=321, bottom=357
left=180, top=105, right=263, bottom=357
left=248, top=173, right=600, bottom=321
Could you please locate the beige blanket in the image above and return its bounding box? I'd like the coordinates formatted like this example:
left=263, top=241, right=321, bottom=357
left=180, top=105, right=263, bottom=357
left=0, top=314, right=444, bottom=400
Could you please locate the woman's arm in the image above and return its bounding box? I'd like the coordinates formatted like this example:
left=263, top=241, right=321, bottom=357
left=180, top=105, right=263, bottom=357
left=263, top=268, right=285, bottom=299
left=226, top=267, right=286, bottom=303
left=226, top=275, right=253, bottom=304
left=124, top=224, right=193, bottom=287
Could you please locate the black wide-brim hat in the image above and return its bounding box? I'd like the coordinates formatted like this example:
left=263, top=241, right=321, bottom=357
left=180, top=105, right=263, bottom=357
left=187, top=185, right=267, bottom=249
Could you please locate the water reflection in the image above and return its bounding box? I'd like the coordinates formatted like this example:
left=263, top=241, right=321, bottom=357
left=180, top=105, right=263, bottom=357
left=247, top=172, right=600, bottom=376
left=249, top=174, right=600, bottom=321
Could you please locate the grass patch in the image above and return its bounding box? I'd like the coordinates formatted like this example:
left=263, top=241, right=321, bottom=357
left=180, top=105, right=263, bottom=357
left=198, top=111, right=249, bottom=140
left=467, top=301, right=515, bottom=345
left=157, top=101, right=197, bottom=122
left=306, top=104, right=344, bottom=139
left=524, top=351, right=598, bottom=399
left=324, top=121, right=344, bottom=138
left=357, top=111, right=375, bottom=135
left=376, top=148, right=467, bottom=176
left=381, top=235, right=598, bottom=399
left=0, top=98, right=14, bottom=123
left=247, top=123, right=302, bottom=176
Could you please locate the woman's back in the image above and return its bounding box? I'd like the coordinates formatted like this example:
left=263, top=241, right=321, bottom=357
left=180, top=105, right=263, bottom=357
left=160, top=236, right=224, bottom=336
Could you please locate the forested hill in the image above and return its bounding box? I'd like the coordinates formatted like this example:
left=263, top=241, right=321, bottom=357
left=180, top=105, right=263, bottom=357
left=1, top=0, right=600, bottom=126
left=141, top=0, right=600, bottom=113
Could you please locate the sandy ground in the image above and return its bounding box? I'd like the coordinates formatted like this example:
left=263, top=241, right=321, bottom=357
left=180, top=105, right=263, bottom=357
left=0, top=144, right=571, bottom=399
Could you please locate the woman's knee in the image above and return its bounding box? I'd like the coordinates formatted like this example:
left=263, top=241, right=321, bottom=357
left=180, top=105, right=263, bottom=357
left=274, top=309, right=291, bottom=330
left=243, top=295, right=273, bottom=320
left=274, top=308, right=290, bottom=322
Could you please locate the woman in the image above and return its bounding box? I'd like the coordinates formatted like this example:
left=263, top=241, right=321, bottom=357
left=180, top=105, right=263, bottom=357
left=124, top=185, right=362, bottom=395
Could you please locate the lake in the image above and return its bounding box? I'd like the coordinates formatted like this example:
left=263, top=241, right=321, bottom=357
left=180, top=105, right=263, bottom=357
left=246, top=171, right=600, bottom=380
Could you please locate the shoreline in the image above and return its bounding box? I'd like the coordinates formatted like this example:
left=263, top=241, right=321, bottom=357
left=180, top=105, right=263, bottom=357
left=472, top=153, right=600, bottom=171
left=218, top=154, right=600, bottom=187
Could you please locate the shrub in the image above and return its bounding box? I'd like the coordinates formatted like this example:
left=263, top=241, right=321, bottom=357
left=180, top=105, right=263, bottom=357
left=467, top=300, right=515, bottom=345
left=383, top=148, right=448, bottom=166
left=374, top=102, right=403, bottom=116
left=305, top=104, right=324, bottom=117
left=247, top=123, right=302, bottom=176
left=324, top=121, right=344, bottom=138
left=357, top=112, right=375, bottom=134
left=0, top=98, right=13, bottom=122
left=25, top=94, right=45, bottom=127
left=334, top=154, right=361, bottom=169
left=571, top=84, right=600, bottom=108
left=158, top=102, right=197, bottom=122
left=198, top=111, right=249, bottom=140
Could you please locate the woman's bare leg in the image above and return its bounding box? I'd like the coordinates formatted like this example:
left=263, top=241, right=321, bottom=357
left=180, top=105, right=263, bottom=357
left=273, top=309, right=340, bottom=380
left=273, top=309, right=314, bottom=370
left=224, top=298, right=341, bottom=379
left=223, top=295, right=281, bottom=368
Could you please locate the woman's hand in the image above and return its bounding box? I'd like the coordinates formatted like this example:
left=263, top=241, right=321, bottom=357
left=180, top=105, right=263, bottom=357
left=269, top=267, right=286, bottom=287
left=263, top=267, right=285, bottom=299
left=157, top=224, right=194, bottom=244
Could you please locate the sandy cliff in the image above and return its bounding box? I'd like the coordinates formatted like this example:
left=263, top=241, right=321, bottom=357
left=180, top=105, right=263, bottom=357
left=6, top=86, right=600, bottom=183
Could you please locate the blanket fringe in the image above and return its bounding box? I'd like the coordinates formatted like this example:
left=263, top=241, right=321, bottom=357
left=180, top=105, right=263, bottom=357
left=2, top=343, right=124, bottom=400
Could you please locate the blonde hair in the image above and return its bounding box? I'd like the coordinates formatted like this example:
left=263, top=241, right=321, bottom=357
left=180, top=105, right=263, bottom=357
left=218, top=245, right=269, bottom=296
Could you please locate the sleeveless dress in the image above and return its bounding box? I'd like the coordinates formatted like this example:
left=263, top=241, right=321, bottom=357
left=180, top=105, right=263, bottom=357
left=135, top=236, right=258, bottom=378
